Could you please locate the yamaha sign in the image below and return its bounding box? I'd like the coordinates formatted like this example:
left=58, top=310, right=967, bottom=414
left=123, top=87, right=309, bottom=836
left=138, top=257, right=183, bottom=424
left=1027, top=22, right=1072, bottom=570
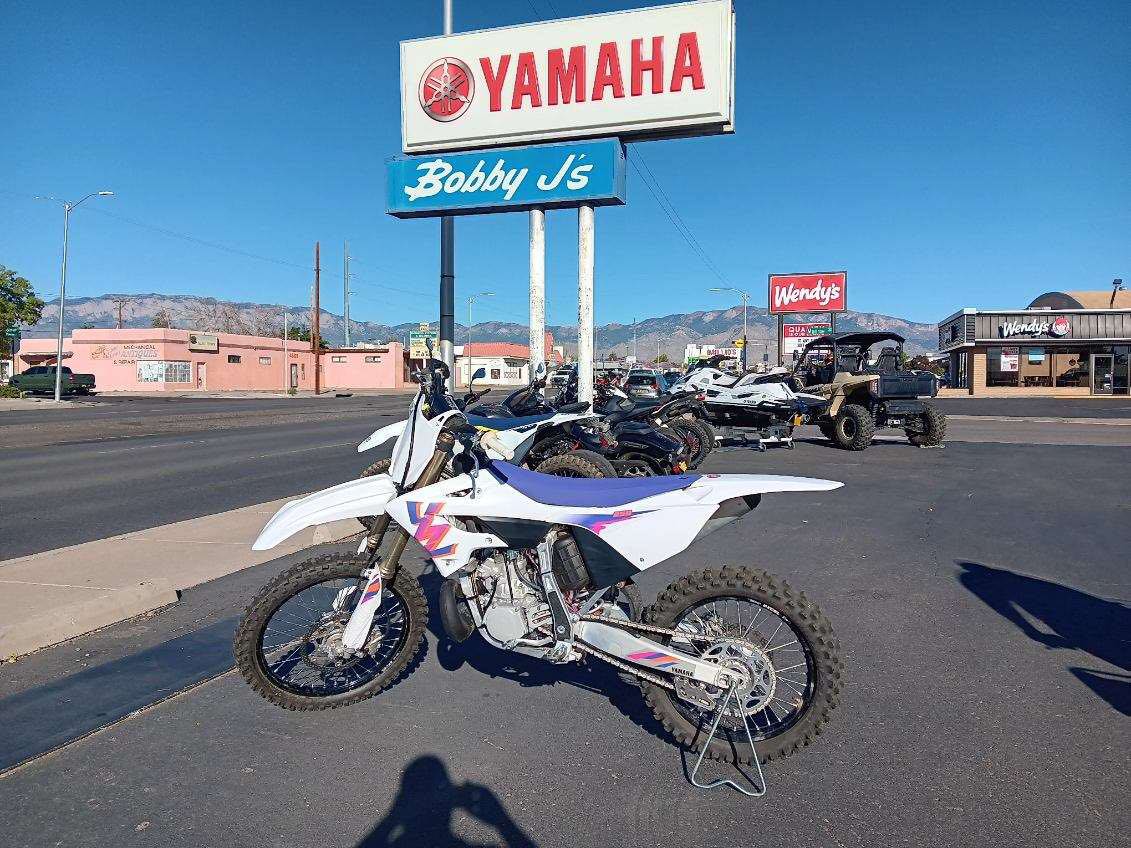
left=400, top=0, right=736, bottom=153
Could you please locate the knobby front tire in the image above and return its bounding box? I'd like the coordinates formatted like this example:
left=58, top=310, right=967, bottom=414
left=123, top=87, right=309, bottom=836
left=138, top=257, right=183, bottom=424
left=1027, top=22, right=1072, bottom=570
left=234, top=551, right=427, bottom=712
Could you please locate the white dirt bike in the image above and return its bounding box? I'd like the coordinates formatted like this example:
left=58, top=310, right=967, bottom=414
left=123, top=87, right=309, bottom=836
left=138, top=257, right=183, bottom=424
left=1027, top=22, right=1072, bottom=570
left=234, top=358, right=844, bottom=794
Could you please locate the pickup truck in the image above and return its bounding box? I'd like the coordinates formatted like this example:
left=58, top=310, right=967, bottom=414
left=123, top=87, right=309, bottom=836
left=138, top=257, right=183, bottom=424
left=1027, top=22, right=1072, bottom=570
left=8, top=365, right=96, bottom=395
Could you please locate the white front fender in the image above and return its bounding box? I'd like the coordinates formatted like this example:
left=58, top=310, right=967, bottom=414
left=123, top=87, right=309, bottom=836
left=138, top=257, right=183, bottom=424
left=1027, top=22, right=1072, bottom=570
left=357, top=419, right=407, bottom=453
left=252, top=474, right=399, bottom=550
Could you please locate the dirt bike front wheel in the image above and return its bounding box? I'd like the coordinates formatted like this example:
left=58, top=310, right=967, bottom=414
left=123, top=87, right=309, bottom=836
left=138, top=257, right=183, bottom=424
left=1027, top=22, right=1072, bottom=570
left=234, top=551, right=427, bottom=711
left=640, top=565, right=842, bottom=765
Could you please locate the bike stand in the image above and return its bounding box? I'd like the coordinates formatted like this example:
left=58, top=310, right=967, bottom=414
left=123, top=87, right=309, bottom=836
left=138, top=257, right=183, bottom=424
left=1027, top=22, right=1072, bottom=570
left=687, top=682, right=767, bottom=797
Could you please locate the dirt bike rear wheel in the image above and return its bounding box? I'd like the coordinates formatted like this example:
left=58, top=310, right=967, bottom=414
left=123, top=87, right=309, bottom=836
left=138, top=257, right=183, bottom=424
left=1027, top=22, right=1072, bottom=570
left=640, top=565, right=842, bottom=765
left=234, top=551, right=427, bottom=711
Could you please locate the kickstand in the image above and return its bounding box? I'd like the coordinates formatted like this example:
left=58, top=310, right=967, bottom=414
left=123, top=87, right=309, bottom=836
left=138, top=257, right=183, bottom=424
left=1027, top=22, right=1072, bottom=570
left=687, top=683, right=767, bottom=797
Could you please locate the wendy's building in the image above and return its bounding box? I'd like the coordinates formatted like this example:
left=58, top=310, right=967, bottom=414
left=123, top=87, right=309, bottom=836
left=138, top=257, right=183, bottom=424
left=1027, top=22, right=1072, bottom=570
left=937, top=289, right=1131, bottom=396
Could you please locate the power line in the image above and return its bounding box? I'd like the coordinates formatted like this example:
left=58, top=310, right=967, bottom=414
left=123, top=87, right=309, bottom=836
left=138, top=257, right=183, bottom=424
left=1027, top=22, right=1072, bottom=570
left=629, top=155, right=735, bottom=291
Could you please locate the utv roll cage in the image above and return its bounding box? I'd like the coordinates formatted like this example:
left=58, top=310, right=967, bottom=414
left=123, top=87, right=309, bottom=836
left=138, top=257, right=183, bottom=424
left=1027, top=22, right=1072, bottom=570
left=790, top=332, right=906, bottom=385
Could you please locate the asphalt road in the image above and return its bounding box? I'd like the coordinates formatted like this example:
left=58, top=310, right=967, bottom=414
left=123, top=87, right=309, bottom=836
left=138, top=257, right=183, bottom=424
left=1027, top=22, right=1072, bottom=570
left=1, top=436, right=1127, bottom=848
left=0, top=395, right=410, bottom=559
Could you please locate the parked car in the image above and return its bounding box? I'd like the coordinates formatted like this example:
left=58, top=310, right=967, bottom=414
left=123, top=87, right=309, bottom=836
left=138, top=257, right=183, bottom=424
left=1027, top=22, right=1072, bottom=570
left=623, top=371, right=668, bottom=399
left=8, top=365, right=96, bottom=395
left=548, top=368, right=571, bottom=387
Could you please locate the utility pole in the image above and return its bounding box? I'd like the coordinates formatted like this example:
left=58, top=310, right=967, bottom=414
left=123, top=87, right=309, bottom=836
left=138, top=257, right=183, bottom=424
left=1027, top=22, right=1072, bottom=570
left=282, top=311, right=289, bottom=390
left=438, top=0, right=456, bottom=385
left=112, top=297, right=128, bottom=329
left=313, top=242, right=321, bottom=395
left=343, top=240, right=351, bottom=347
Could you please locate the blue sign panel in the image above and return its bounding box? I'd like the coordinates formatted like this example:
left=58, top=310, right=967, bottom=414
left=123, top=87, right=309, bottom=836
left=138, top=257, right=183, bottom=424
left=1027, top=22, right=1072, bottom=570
left=386, top=138, right=626, bottom=218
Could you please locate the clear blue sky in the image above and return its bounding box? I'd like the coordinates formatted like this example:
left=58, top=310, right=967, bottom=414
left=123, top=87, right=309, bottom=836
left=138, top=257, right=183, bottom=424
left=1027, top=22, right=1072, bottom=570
left=2, top=0, right=1127, bottom=328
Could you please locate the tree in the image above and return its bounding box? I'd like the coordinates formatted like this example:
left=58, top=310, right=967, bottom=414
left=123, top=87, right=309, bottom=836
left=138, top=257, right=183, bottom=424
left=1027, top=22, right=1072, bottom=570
left=286, top=323, right=328, bottom=349
left=656, top=353, right=669, bottom=363
left=0, top=265, right=45, bottom=358
left=151, top=308, right=173, bottom=328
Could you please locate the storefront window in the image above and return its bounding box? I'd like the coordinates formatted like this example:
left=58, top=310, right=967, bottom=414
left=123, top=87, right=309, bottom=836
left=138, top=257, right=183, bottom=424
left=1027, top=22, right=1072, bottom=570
left=1018, top=347, right=1052, bottom=388
left=986, top=348, right=1018, bottom=387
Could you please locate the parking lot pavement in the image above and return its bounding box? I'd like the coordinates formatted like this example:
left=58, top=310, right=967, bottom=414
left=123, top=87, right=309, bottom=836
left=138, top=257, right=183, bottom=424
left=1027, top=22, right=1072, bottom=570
left=2, top=437, right=1127, bottom=848
left=933, top=396, right=1131, bottom=419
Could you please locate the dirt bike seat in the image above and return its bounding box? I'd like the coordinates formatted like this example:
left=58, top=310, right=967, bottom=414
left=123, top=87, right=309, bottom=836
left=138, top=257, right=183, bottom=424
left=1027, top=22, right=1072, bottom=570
left=487, top=461, right=699, bottom=508
left=465, top=412, right=556, bottom=431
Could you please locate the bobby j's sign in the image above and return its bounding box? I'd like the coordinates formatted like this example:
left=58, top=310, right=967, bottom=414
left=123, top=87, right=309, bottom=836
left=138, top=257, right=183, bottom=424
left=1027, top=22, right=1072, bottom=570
left=400, top=0, right=736, bottom=153
left=387, top=138, right=626, bottom=218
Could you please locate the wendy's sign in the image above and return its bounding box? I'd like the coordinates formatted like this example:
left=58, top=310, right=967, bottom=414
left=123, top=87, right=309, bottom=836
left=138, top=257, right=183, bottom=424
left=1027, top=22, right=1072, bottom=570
left=400, top=0, right=736, bottom=153
left=768, top=272, right=848, bottom=315
left=386, top=138, right=626, bottom=218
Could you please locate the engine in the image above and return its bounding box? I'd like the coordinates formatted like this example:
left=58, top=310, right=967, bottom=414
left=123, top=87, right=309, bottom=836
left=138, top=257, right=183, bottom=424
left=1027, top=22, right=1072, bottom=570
left=474, top=551, right=553, bottom=645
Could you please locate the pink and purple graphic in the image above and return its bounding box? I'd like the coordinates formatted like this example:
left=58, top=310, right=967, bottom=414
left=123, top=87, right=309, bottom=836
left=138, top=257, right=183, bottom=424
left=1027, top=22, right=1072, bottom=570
left=627, top=650, right=680, bottom=669
left=407, top=501, right=458, bottom=559
left=564, top=509, right=652, bottom=535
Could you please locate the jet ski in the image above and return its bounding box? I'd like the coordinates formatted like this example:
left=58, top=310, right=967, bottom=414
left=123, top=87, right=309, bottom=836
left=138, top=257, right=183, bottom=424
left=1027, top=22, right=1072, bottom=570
left=669, top=356, right=828, bottom=447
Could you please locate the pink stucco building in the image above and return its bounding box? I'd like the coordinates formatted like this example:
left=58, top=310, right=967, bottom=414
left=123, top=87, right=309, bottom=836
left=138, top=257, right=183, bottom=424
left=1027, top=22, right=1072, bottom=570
left=16, top=329, right=410, bottom=392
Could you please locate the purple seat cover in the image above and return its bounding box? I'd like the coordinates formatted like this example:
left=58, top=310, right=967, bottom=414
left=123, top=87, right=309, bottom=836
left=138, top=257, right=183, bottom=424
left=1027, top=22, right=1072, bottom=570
left=488, top=461, right=699, bottom=508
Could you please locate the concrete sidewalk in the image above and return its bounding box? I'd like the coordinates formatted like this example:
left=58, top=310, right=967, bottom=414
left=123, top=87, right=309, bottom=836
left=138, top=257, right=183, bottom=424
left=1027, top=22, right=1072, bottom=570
left=0, top=498, right=361, bottom=658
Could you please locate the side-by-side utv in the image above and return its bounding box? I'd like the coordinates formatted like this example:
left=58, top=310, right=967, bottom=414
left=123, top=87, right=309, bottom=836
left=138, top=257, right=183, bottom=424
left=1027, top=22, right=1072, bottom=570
left=788, top=332, right=946, bottom=450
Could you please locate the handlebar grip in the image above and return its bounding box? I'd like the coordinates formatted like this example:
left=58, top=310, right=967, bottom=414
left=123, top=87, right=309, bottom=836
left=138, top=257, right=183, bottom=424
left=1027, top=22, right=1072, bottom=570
left=479, top=430, right=515, bottom=461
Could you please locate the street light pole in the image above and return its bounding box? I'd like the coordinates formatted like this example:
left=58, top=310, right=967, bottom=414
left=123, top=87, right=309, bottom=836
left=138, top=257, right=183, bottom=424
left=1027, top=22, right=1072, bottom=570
left=438, top=0, right=456, bottom=385
left=467, top=291, right=493, bottom=385
left=710, top=286, right=750, bottom=372
left=47, top=190, right=113, bottom=401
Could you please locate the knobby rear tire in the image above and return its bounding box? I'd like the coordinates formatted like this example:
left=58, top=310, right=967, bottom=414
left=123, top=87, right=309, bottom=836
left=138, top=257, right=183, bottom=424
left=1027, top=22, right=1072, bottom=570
left=537, top=449, right=617, bottom=478
left=640, top=565, right=843, bottom=765
left=907, top=403, right=947, bottom=447
left=233, top=551, right=427, bottom=712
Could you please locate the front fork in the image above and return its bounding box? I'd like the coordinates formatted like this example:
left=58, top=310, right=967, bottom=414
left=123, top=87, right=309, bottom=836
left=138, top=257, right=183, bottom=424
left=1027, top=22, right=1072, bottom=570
left=341, top=428, right=457, bottom=651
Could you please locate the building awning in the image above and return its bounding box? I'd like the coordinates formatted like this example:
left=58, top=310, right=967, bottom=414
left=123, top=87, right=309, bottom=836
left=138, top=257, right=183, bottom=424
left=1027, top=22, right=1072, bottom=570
left=19, top=351, right=72, bottom=363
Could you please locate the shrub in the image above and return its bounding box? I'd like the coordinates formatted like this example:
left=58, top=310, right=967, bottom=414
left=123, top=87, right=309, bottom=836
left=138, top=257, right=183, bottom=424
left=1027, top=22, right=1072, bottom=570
left=0, top=385, right=24, bottom=398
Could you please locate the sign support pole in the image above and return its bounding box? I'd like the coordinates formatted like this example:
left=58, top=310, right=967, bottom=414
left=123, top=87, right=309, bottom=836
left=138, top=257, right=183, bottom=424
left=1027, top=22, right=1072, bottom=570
left=776, top=314, right=784, bottom=366
left=577, top=205, right=595, bottom=405
left=529, top=209, right=546, bottom=377
left=438, top=0, right=456, bottom=386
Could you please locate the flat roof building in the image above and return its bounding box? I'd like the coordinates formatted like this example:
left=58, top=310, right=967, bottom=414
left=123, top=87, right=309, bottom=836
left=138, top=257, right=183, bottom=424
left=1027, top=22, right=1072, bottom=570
left=937, top=289, right=1131, bottom=396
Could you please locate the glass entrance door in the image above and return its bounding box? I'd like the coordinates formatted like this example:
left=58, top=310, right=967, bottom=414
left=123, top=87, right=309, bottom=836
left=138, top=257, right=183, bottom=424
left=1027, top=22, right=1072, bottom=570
left=1091, top=354, right=1114, bottom=394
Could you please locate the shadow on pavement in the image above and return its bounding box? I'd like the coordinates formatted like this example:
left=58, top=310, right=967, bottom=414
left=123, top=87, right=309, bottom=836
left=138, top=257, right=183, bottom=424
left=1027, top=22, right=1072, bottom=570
left=421, top=576, right=672, bottom=743
left=356, top=755, right=537, bottom=848
left=957, top=561, right=1131, bottom=715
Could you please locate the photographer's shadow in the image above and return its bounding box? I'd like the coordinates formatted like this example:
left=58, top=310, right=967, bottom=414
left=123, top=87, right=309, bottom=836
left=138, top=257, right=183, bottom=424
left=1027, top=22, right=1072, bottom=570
left=958, top=561, right=1130, bottom=715
left=356, top=755, right=536, bottom=848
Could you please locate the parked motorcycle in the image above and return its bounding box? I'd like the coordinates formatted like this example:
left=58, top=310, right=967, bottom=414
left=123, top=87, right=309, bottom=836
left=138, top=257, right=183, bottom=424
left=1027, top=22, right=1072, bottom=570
left=235, top=355, right=844, bottom=790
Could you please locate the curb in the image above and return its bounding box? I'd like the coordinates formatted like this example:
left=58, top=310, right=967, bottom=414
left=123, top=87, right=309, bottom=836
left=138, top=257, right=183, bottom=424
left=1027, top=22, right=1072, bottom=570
left=1, top=581, right=180, bottom=659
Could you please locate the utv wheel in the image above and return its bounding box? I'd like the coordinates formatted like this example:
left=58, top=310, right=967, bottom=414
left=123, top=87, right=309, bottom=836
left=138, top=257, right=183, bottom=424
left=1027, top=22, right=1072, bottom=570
left=537, top=449, right=616, bottom=478
left=907, top=403, right=946, bottom=447
left=640, top=566, right=842, bottom=765
left=831, top=404, right=875, bottom=450
left=234, top=551, right=427, bottom=711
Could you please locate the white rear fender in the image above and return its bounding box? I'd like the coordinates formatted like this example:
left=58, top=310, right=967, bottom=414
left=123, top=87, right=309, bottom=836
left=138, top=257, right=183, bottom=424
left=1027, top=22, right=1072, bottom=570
left=689, top=474, right=843, bottom=505
left=358, top=419, right=407, bottom=453
left=252, top=474, right=398, bottom=550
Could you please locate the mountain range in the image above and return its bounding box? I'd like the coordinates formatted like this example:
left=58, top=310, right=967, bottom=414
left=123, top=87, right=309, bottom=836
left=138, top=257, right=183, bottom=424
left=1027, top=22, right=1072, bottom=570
left=22, top=293, right=939, bottom=361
